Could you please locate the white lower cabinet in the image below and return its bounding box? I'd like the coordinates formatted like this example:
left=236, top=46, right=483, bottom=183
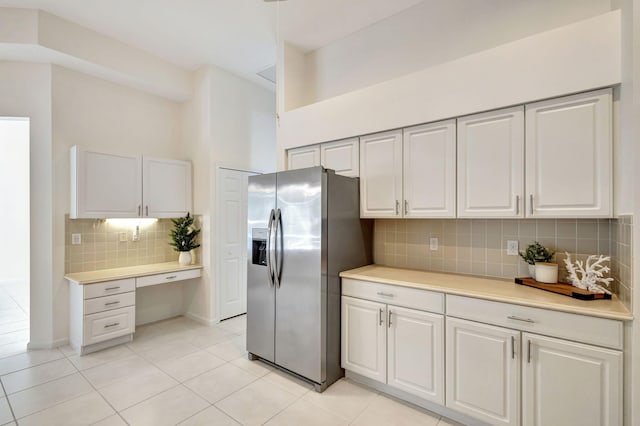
left=341, top=295, right=444, bottom=404
left=446, top=317, right=520, bottom=426
left=522, top=333, right=622, bottom=426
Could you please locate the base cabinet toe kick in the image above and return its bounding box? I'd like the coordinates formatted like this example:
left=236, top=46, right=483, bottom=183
left=66, top=265, right=202, bottom=355
left=341, top=277, right=625, bottom=426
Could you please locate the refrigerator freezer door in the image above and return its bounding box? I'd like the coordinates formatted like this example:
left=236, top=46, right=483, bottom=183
left=275, top=167, right=326, bottom=383
left=247, top=173, right=277, bottom=362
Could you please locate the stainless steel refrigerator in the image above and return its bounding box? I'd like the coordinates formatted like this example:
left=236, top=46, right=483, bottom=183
left=246, top=167, right=372, bottom=392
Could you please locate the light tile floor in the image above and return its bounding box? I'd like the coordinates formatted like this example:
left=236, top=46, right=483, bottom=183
left=0, top=315, right=462, bottom=425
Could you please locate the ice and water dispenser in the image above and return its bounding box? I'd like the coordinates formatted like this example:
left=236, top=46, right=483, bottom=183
left=251, top=228, right=268, bottom=266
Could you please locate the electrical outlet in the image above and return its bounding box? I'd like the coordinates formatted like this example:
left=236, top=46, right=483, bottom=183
left=430, top=237, right=438, bottom=251
left=119, top=232, right=128, bottom=242
left=71, top=233, right=81, bottom=245
left=507, top=240, right=519, bottom=256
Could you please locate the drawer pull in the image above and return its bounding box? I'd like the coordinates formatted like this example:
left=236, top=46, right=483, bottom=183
left=507, top=315, right=535, bottom=324
left=165, top=275, right=178, bottom=280
left=376, top=292, right=395, bottom=298
left=105, top=286, right=120, bottom=291
left=511, top=336, right=515, bottom=359
left=104, top=301, right=120, bottom=306
left=104, top=322, right=120, bottom=328
left=379, top=308, right=384, bottom=326
left=527, top=340, right=532, bottom=363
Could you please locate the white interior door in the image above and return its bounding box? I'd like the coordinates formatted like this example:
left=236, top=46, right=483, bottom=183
left=217, top=168, right=256, bottom=321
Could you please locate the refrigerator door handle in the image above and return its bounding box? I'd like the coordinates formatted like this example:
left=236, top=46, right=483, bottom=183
left=266, top=209, right=276, bottom=287
left=274, top=208, right=284, bottom=288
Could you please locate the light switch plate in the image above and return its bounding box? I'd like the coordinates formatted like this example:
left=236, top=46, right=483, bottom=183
left=71, top=233, right=81, bottom=245
left=507, top=240, right=519, bottom=256
left=430, top=237, right=438, bottom=251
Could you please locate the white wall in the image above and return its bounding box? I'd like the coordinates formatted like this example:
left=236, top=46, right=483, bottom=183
left=51, top=65, right=185, bottom=342
left=0, top=62, right=53, bottom=348
left=183, top=64, right=276, bottom=324
left=0, top=118, right=30, bottom=283
left=303, top=0, right=615, bottom=103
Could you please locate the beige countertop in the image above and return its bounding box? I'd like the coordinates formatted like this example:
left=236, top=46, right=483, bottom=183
left=64, top=262, right=203, bottom=285
left=340, top=265, right=633, bottom=321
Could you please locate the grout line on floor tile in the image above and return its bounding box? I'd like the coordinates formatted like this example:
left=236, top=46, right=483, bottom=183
left=0, top=378, right=16, bottom=425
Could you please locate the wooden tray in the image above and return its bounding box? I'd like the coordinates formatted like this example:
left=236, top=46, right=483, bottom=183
left=514, top=277, right=612, bottom=300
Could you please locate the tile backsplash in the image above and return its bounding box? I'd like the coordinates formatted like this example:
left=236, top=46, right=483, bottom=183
left=65, top=216, right=179, bottom=273
left=611, top=215, right=633, bottom=309
left=374, top=218, right=629, bottom=297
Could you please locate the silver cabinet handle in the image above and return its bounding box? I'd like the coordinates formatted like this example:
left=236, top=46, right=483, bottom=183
left=516, top=195, right=520, bottom=215
left=165, top=275, right=177, bottom=280
left=507, top=315, right=535, bottom=324
left=529, top=194, right=534, bottom=215
left=511, top=336, right=515, bottom=359
left=379, top=308, right=384, bottom=326
left=395, top=200, right=400, bottom=215
left=527, top=339, right=532, bottom=363
left=388, top=310, right=392, bottom=328
left=404, top=200, right=408, bottom=215
left=138, top=205, right=141, bottom=216
left=376, top=292, right=395, bottom=298
left=145, top=205, right=149, bottom=216
left=104, top=301, right=120, bottom=306
left=105, top=286, right=120, bottom=291
left=266, top=209, right=275, bottom=287
left=104, top=322, right=120, bottom=328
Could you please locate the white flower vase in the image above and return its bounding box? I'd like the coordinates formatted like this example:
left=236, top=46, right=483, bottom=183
left=528, top=264, right=536, bottom=280
left=178, top=251, right=192, bottom=266
left=535, top=262, right=558, bottom=284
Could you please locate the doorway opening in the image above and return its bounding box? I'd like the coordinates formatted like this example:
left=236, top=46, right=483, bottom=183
left=0, top=117, right=30, bottom=357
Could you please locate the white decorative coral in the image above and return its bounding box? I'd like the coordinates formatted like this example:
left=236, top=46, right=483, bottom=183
left=563, top=252, right=613, bottom=294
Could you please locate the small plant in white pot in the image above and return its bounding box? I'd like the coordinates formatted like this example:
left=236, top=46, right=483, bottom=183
left=519, top=241, right=555, bottom=281
left=169, top=213, right=201, bottom=266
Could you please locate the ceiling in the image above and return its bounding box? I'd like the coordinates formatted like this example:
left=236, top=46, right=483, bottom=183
left=0, top=0, right=423, bottom=86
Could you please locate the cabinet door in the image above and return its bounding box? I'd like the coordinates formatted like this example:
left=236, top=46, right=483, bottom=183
left=359, top=130, right=403, bottom=218
left=522, top=333, right=622, bottom=426
left=446, top=317, right=520, bottom=426
left=143, top=157, right=192, bottom=218
left=388, top=305, right=444, bottom=404
left=403, top=120, right=456, bottom=218
left=287, top=145, right=321, bottom=170
left=341, top=296, right=387, bottom=383
left=525, top=89, right=612, bottom=217
left=320, top=138, right=359, bottom=177
left=70, top=146, right=142, bottom=218
left=457, top=107, right=524, bottom=218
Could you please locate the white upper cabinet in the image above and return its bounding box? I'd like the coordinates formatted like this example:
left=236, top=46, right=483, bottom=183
left=320, top=138, right=359, bottom=177
left=525, top=89, right=612, bottom=217
left=360, top=130, right=403, bottom=218
left=70, top=146, right=192, bottom=219
left=70, top=147, right=142, bottom=218
left=457, top=106, right=524, bottom=218
left=403, top=120, right=456, bottom=218
left=143, top=157, right=192, bottom=218
left=287, top=145, right=321, bottom=170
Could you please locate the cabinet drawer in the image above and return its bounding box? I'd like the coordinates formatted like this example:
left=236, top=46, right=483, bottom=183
left=84, top=291, right=135, bottom=315
left=136, top=268, right=201, bottom=288
left=83, top=306, right=135, bottom=346
left=342, top=278, right=444, bottom=314
left=446, top=295, right=623, bottom=350
left=83, top=278, right=136, bottom=299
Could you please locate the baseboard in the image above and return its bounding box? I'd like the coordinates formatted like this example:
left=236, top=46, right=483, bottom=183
left=27, top=337, right=69, bottom=350
left=345, top=371, right=488, bottom=426
left=184, top=311, right=217, bottom=326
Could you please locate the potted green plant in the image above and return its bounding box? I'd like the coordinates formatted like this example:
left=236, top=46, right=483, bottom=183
left=169, top=213, right=201, bottom=266
left=519, top=241, right=554, bottom=280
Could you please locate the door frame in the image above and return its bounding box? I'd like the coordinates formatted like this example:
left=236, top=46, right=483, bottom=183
left=214, top=165, right=260, bottom=322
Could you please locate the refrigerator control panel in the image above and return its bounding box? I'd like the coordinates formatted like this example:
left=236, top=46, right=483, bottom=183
left=251, top=228, right=268, bottom=266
